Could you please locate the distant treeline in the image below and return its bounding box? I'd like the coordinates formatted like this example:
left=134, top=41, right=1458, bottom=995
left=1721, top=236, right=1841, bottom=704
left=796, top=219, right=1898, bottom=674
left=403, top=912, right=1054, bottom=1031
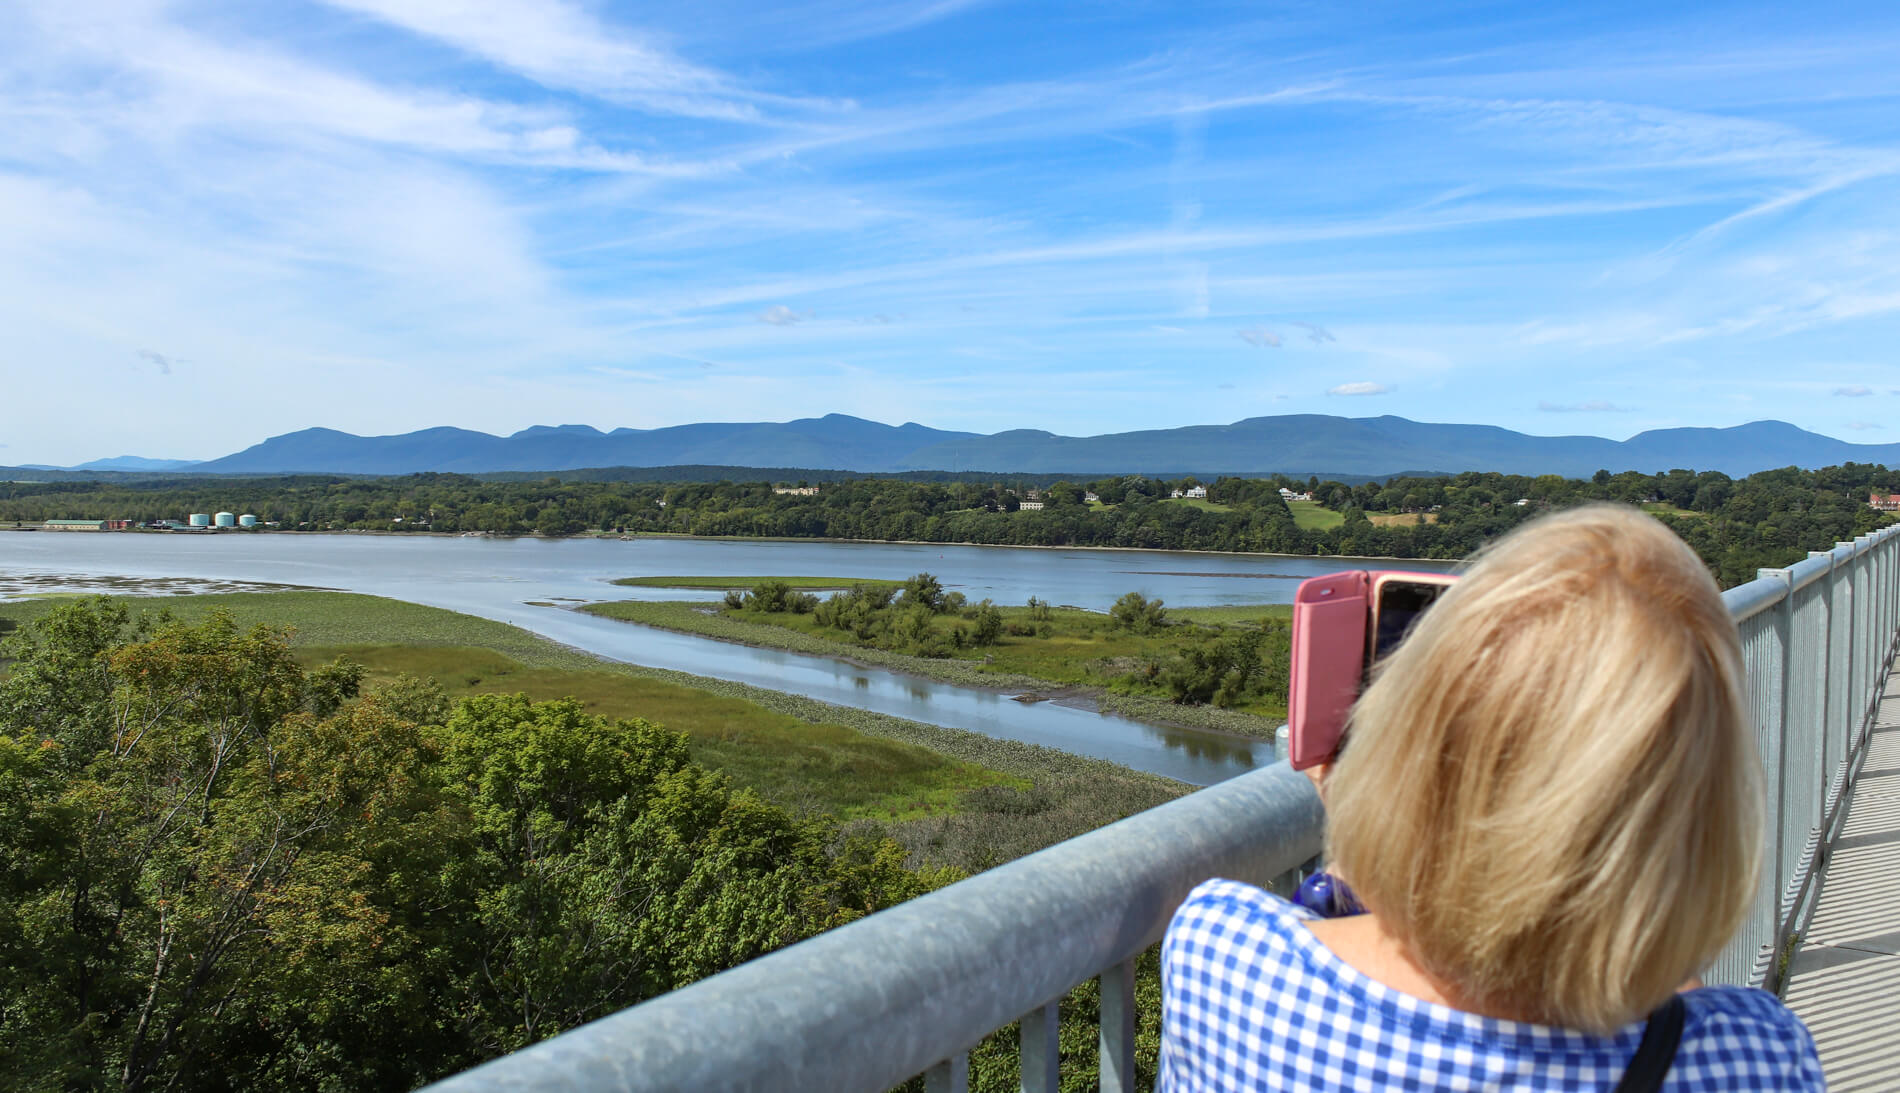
left=5, top=465, right=1896, bottom=587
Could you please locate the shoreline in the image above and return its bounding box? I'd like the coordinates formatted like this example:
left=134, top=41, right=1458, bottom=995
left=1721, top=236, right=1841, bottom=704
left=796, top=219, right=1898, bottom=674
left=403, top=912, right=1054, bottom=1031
left=4, top=522, right=1459, bottom=566
left=606, top=530, right=1457, bottom=566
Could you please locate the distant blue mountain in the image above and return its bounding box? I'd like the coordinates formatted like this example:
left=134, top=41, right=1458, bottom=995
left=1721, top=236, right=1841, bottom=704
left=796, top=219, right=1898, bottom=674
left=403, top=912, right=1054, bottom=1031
left=191, top=415, right=982, bottom=475
left=69, top=455, right=205, bottom=472
left=173, top=413, right=1900, bottom=479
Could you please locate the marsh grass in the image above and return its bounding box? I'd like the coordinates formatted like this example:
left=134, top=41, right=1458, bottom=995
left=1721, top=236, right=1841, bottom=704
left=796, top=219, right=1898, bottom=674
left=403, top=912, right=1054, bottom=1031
left=305, top=643, right=1014, bottom=821
left=1, top=589, right=599, bottom=665
left=1167, top=603, right=1293, bottom=625
left=583, top=598, right=1288, bottom=734
left=1, top=590, right=1189, bottom=871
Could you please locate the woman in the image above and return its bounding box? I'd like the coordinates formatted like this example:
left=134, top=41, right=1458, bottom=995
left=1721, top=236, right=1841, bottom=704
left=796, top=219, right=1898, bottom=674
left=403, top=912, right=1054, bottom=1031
left=1158, top=505, right=1824, bottom=1090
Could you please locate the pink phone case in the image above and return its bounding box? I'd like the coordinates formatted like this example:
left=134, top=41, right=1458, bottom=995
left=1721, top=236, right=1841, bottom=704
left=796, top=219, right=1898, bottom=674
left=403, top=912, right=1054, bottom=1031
left=1288, top=570, right=1459, bottom=770
left=1287, top=571, right=1369, bottom=770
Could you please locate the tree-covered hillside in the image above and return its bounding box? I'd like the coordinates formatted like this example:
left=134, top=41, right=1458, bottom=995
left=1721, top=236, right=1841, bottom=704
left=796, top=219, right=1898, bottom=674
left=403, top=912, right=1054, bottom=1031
left=0, top=603, right=934, bottom=1091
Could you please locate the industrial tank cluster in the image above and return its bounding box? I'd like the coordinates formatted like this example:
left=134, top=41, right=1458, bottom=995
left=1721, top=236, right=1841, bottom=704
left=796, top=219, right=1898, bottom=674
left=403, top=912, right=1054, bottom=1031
left=187, top=512, right=260, bottom=528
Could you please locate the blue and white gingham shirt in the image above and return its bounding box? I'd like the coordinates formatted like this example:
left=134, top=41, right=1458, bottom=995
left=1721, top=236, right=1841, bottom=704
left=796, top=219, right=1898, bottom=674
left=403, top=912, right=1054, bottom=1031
left=1159, top=879, right=1824, bottom=1091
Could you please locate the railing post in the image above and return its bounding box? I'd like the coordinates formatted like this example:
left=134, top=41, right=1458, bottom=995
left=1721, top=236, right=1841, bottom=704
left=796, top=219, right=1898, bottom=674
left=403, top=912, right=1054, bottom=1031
left=1099, top=960, right=1137, bottom=1093
left=1827, top=542, right=1855, bottom=855
left=1020, top=1001, right=1060, bottom=1093
left=1799, top=550, right=1839, bottom=937
left=926, top=1055, right=969, bottom=1093
left=1859, top=537, right=1873, bottom=739
left=1877, top=532, right=1892, bottom=676
left=1758, top=566, right=1795, bottom=987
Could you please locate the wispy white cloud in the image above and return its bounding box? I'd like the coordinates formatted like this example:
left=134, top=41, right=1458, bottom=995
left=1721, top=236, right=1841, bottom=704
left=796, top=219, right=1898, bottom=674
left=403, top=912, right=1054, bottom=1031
left=758, top=305, right=810, bottom=325
left=1834, top=385, right=1875, bottom=397
left=318, top=0, right=836, bottom=121
left=1846, top=420, right=1882, bottom=430
left=11, top=2, right=732, bottom=177
left=11, top=1, right=1900, bottom=462
left=736, top=0, right=998, bottom=52
left=1328, top=381, right=1391, bottom=396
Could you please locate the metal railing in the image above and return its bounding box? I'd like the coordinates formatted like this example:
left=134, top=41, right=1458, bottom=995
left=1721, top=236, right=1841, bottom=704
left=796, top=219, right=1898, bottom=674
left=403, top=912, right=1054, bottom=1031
left=1712, top=523, right=1900, bottom=990
left=426, top=526, right=1900, bottom=1093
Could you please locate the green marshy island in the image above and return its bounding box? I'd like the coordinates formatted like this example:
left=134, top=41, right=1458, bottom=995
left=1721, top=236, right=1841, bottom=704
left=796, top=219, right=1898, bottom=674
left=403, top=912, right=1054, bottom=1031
left=584, top=573, right=1294, bottom=738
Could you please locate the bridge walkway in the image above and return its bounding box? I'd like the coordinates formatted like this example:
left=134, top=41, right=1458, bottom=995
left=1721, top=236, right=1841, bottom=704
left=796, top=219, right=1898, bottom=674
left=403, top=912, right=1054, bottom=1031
left=1783, top=670, right=1900, bottom=1092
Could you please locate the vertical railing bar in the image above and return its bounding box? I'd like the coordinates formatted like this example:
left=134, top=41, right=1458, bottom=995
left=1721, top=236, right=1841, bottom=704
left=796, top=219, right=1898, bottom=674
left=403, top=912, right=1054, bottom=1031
left=1020, top=1000, right=1060, bottom=1093
left=926, top=1054, right=970, bottom=1093
left=1864, top=538, right=1876, bottom=732
left=1762, top=567, right=1795, bottom=989
left=1812, top=549, right=1835, bottom=851
left=1100, top=959, right=1137, bottom=1093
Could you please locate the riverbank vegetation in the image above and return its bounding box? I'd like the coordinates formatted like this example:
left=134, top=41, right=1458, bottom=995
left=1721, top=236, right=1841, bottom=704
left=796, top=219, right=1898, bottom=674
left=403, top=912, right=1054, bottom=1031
left=584, top=574, right=1293, bottom=732
left=612, top=574, right=905, bottom=591
left=0, top=591, right=1186, bottom=864
left=4, top=463, right=1893, bottom=586
left=0, top=593, right=1188, bottom=1090
left=0, top=598, right=935, bottom=1089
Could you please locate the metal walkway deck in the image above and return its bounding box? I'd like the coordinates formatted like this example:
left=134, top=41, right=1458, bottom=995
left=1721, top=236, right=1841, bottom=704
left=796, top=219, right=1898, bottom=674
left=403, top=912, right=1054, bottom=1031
left=1783, top=672, right=1900, bottom=1092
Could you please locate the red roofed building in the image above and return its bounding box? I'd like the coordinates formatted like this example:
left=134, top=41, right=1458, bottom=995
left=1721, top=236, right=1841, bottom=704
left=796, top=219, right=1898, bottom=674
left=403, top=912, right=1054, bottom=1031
left=1870, top=493, right=1900, bottom=512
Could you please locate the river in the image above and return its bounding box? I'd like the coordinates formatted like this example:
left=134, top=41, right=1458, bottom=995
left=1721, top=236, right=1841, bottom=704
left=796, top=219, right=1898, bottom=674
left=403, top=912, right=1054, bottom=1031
left=0, top=532, right=1455, bottom=784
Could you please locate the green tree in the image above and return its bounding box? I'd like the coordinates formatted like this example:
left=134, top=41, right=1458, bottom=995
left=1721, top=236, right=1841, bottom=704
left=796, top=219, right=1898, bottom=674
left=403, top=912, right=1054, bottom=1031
left=970, top=600, right=1004, bottom=647
left=1160, top=628, right=1267, bottom=707
left=897, top=572, right=946, bottom=613
left=1108, top=591, right=1168, bottom=634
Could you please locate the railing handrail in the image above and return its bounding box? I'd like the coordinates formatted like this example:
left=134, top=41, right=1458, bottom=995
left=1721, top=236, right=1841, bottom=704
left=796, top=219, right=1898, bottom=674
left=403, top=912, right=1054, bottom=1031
left=425, top=522, right=1900, bottom=1093
left=425, top=761, right=1325, bottom=1092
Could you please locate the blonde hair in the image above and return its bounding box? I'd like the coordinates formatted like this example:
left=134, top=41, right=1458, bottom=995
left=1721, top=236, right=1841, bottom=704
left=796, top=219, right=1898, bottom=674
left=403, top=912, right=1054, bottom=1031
left=1324, top=504, right=1761, bottom=1032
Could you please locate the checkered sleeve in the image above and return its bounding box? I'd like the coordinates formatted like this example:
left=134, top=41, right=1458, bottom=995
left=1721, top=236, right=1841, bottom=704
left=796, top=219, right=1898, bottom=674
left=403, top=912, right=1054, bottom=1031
left=1671, top=986, right=1826, bottom=1092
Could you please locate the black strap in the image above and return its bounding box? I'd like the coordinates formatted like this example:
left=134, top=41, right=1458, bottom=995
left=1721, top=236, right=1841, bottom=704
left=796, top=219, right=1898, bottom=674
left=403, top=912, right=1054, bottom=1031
left=1612, top=995, right=1686, bottom=1093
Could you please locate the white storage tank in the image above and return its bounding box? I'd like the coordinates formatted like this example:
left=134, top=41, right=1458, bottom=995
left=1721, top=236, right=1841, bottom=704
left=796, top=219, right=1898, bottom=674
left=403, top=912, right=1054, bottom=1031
left=214, top=511, right=236, bottom=527
left=189, top=513, right=211, bottom=527
left=238, top=514, right=259, bottom=528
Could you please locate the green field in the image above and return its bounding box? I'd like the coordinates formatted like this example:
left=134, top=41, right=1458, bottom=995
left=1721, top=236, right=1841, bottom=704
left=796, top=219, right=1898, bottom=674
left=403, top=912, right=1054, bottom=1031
left=0, top=589, right=589, bottom=663
left=1168, top=603, right=1293, bottom=625
left=1641, top=502, right=1706, bottom=518
left=1161, top=497, right=1234, bottom=513
left=1286, top=499, right=1344, bottom=530
left=612, top=575, right=906, bottom=590
left=0, top=591, right=1186, bottom=868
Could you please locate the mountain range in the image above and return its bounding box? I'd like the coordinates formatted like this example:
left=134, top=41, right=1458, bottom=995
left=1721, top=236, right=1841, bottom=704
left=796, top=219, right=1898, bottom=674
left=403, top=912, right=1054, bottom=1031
left=16, top=456, right=205, bottom=473
left=25, top=415, right=1900, bottom=480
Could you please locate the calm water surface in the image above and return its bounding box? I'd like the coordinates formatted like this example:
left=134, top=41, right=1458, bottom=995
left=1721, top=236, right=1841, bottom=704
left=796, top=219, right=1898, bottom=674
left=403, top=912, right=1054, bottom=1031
left=0, top=533, right=1454, bottom=784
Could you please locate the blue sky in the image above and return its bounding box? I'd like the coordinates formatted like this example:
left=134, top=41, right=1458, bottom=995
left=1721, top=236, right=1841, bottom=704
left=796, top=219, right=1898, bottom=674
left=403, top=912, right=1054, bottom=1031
left=6, top=1, right=1900, bottom=464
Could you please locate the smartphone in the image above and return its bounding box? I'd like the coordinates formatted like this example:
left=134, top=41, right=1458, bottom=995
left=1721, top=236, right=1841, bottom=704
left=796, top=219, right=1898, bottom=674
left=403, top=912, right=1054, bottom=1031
left=1287, top=570, right=1457, bottom=770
